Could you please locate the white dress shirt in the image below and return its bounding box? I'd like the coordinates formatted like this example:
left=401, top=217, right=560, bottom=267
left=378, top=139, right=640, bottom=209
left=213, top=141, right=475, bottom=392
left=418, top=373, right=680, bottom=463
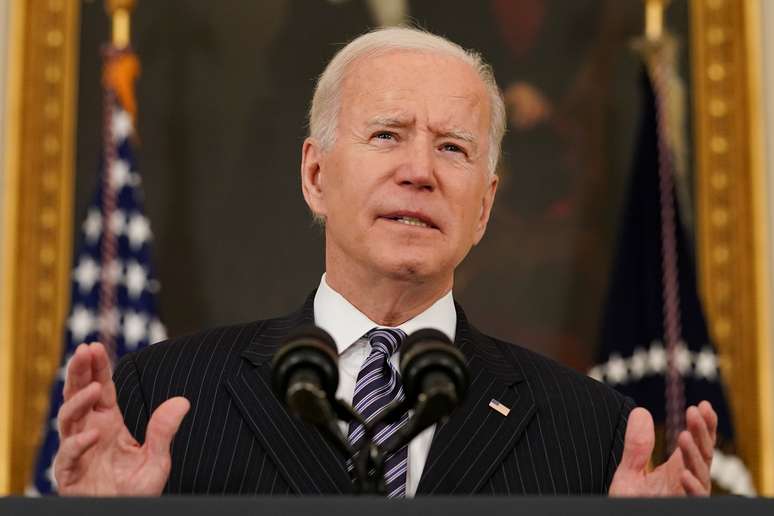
left=313, top=274, right=457, bottom=497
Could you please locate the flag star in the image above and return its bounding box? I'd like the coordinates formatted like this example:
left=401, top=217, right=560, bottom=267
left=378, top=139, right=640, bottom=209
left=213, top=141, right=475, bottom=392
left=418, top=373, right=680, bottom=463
left=110, top=159, right=131, bottom=190
left=675, top=342, right=691, bottom=375
left=73, top=257, right=100, bottom=293
left=125, top=261, right=148, bottom=299
left=629, top=347, right=648, bottom=379
left=123, top=311, right=148, bottom=350
left=127, top=213, right=152, bottom=250
left=112, top=109, right=133, bottom=141
left=68, top=305, right=95, bottom=343
left=695, top=348, right=718, bottom=380
left=82, top=208, right=102, bottom=244
left=588, top=366, right=602, bottom=382
left=129, top=171, right=142, bottom=188
left=110, top=209, right=126, bottom=236
left=149, top=318, right=167, bottom=344
left=648, top=341, right=666, bottom=374
left=45, top=464, right=58, bottom=489
left=605, top=353, right=628, bottom=384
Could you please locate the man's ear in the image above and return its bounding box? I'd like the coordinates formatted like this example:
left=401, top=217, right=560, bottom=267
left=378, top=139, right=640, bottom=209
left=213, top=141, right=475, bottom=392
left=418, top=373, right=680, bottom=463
left=301, top=137, right=327, bottom=218
left=472, top=173, right=499, bottom=246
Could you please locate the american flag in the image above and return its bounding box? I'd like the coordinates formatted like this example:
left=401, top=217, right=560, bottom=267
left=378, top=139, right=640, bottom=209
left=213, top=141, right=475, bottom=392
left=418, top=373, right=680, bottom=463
left=28, top=46, right=166, bottom=495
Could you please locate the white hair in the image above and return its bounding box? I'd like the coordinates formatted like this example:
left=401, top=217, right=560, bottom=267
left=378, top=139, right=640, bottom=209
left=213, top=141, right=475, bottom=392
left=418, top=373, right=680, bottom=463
left=308, top=26, right=506, bottom=175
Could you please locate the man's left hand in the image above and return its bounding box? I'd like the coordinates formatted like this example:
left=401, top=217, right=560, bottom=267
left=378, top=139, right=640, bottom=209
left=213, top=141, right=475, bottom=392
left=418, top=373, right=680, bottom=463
left=609, top=401, right=717, bottom=496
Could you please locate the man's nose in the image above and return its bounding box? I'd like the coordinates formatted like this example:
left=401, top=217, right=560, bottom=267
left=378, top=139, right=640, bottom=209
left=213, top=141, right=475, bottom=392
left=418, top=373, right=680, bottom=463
left=395, top=138, right=437, bottom=191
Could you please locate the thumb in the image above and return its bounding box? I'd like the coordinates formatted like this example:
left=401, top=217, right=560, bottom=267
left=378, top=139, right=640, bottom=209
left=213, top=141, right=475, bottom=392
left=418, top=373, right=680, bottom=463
left=618, top=407, right=655, bottom=473
left=144, top=397, right=190, bottom=458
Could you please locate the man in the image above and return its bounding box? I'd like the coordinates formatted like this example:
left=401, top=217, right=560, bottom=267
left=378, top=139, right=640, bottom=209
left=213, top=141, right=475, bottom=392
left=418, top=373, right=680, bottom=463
left=53, top=27, right=716, bottom=497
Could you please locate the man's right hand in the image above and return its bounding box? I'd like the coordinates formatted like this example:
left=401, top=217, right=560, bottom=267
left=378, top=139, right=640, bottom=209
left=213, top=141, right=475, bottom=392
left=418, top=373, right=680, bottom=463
left=54, top=342, right=190, bottom=496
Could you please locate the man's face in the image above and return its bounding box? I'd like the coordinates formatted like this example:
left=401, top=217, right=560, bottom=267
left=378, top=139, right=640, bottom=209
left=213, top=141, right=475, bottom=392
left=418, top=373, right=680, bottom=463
left=302, top=50, right=498, bottom=284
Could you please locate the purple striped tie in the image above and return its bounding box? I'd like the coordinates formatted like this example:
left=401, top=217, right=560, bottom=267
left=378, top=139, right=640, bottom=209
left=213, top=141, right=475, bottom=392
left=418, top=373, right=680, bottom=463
left=347, top=328, right=408, bottom=498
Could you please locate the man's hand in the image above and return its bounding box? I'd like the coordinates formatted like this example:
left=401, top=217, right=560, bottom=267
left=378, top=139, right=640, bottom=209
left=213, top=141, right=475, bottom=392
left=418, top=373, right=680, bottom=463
left=609, top=401, right=717, bottom=496
left=53, top=342, right=190, bottom=496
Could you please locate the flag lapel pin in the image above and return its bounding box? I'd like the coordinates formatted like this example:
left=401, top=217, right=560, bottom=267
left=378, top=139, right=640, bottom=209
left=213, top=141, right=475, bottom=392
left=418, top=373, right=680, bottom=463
left=489, top=398, right=510, bottom=417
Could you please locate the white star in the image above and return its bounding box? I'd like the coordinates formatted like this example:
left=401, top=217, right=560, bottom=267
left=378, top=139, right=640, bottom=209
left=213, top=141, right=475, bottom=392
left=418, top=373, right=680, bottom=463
left=68, top=305, right=95, bottom=343
left=82, top=208, right=102, bottom=244
left=149, top=318, right=167, bottom=344
left=695, top=347, right=718, bottom=380
left=112, top=109, right=133, bottom=141
left=606, top=353, right=628, bottom=384
left=127, top=213, right=152, bottom=250
left=110, top=159, right=130, bottom=190
left=123, top=311, right=148, bottom=350
left=629, top=347, right=648, bottom=379
left=588, top=366, right=602, bottom=382
left=648, top=341, right=667, bottom=374
left=110, top=209, right=126, bottom=236
left=129, top=171, right=142, bottom=188
left=125, top=261, right=148, bottom=299
left=72, top=256, right=100, bottom=294
left=674, top=342, right=692, bottom=375
left=45, top=464, right=58, bottom=489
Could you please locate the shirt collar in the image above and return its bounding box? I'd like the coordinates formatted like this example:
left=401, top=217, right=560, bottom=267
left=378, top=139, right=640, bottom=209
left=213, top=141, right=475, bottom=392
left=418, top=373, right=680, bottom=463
left=313, top=273, right=457, bottom=355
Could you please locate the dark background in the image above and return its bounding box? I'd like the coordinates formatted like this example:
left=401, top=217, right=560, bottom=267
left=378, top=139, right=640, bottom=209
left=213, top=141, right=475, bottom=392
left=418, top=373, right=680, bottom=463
left=74, top=0, right=690, bottom=370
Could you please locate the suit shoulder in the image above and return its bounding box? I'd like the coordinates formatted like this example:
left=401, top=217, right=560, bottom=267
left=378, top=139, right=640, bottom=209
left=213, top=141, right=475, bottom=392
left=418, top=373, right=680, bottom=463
left=123, top=311, right=296, bottom=373
left=487, top=333, right=629, bottom=409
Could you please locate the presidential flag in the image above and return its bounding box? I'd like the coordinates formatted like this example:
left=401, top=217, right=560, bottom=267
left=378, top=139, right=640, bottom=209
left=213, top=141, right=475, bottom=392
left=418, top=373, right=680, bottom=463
left=590, top=36, right=754, bottom=495
left=29, top=46, right=166, bottom=495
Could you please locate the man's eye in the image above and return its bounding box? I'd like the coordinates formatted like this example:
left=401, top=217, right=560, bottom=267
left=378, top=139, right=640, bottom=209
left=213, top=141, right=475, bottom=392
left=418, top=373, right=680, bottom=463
left=373, top=132, right=395, bottom=141
left=441, top=143, right=465, bottom=154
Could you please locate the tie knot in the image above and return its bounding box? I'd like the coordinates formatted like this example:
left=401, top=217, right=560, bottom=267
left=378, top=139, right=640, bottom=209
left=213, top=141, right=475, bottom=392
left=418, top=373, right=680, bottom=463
left=366, top=327, right=406, bottom=357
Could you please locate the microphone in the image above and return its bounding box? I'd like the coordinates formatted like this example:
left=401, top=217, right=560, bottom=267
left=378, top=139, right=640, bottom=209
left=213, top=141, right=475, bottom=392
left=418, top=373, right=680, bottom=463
left=378, top=328, right=469, bottom=455
left=271, top=326, right=340, bottom=427
left=400, top=328, right=469, bottom=424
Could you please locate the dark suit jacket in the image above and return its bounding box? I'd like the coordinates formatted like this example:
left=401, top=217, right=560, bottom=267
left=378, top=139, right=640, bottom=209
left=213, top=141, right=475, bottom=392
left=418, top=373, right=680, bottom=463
left=115, top=295, right=633, bottom=495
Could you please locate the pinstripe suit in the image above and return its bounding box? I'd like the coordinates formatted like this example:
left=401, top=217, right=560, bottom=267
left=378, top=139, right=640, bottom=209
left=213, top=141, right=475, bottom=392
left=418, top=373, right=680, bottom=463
left=114, top=294, right=634, bottom=495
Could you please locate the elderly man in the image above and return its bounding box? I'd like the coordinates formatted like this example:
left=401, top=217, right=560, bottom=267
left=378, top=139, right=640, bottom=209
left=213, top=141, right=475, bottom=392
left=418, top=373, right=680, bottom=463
left=53, top=27, right=716, bottom=497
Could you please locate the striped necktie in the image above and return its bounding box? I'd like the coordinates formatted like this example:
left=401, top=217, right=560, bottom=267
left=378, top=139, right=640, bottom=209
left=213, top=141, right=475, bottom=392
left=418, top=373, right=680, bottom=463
left=347, top=327, right=409, bottom=498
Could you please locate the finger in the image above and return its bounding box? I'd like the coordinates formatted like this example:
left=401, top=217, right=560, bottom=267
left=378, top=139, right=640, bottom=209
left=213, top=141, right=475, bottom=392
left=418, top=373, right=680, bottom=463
left=678, top=430, right=710, bottom=490
left=58, top=382, right=101, bottom=438
left=681, top=470, right=708, bottom=496
left=686, top=405, right=713, bottom=463
left=62, top=344, right=94, bottom=402
left=698, top=401, right=718, bottom=445
left=89, top=342, right=112, bottom=384
left=144, top=397, right=190, bottom=458
left=53, top=428, right=100, bottom=476
left=618, top=407, right=655, bottom=473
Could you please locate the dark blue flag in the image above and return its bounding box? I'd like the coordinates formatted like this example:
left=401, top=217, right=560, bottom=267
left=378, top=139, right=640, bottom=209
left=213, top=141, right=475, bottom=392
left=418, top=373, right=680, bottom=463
left=29, top=47, right=165, bottom=495
left=590, top=43, right=754, bottom=495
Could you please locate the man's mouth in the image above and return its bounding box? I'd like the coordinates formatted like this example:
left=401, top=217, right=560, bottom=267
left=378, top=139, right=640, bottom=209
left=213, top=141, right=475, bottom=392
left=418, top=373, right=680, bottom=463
left=388, top=215, right=431, bottom=228
left=381, top=212, right=439, bottom=230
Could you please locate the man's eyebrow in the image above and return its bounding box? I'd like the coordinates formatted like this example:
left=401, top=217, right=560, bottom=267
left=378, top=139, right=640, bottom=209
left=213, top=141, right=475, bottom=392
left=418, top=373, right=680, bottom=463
left=436, top=128, right=478, bottom=146
left=366, top=115, right=413, bottom=127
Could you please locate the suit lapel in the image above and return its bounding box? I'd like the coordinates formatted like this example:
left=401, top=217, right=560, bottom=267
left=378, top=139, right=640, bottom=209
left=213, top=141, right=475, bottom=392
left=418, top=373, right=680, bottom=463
left=224, top=293, right=354, bottom=494
left=416, top=305, right=537, bottom=495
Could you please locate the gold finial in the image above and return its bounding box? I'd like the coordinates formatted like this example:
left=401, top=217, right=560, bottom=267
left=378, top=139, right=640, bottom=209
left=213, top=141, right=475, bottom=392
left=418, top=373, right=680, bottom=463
left=105, top=0, right=136, bottom=48
left=644, top=0, right=670, bottom=41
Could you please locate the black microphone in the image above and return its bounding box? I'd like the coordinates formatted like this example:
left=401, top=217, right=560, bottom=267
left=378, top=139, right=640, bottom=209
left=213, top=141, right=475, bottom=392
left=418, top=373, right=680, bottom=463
left=378, top=328, right=469, bottom=457
left=400, top=328, right=469, bottom=424
left=271, top=326, right=340, bottom=427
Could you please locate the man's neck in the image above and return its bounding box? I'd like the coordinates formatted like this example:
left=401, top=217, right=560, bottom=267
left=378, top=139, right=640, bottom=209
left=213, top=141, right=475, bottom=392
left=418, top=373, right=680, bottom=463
left=324, top=268, right=452, bottom=327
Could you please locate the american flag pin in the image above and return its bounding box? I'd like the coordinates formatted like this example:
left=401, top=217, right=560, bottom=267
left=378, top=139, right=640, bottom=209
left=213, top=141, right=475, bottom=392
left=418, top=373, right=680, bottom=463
left=489, top=398, right=510, bottom=417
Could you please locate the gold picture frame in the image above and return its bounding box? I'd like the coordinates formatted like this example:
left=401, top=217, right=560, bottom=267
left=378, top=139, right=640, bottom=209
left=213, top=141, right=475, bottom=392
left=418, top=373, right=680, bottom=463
left=0, top=0, right=771, bottom=495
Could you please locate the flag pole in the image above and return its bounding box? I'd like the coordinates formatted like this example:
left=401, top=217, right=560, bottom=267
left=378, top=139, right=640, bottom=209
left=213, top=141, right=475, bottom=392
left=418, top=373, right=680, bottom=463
left=105, top=0, right=135, bottom=49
